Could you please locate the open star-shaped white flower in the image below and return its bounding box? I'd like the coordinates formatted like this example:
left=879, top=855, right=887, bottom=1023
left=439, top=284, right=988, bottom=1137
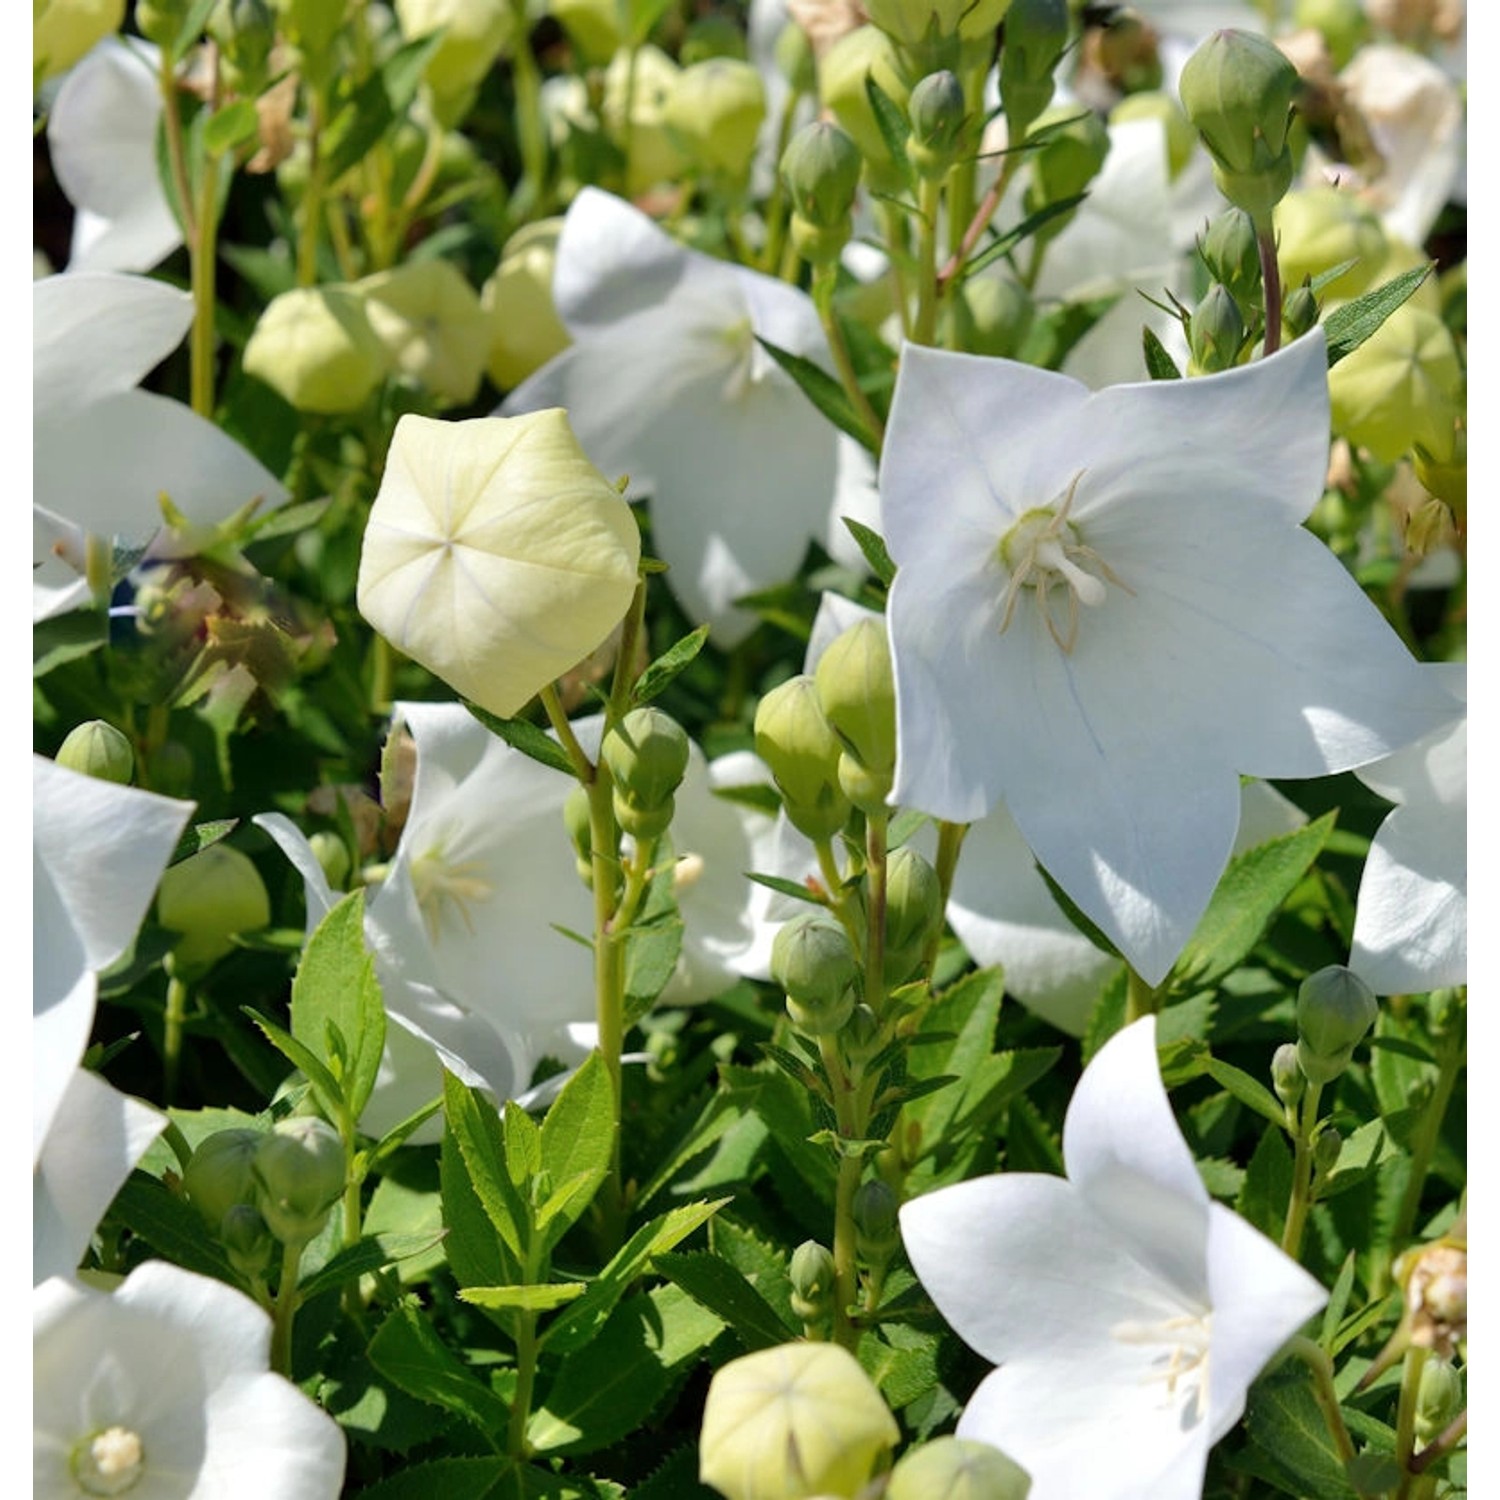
left=500, top=187, right=878, bottom=644
left=900, top=1017, right=1327, bottom=1500
left=881, top=330, right=1455, bottom=985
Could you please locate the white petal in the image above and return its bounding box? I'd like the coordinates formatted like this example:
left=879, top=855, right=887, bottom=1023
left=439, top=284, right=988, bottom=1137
left=251, top=813, right=338, bottom=937
left=194, top=1371, right=348, bottom=1498
left=33, top=962, right=95, bottom=1161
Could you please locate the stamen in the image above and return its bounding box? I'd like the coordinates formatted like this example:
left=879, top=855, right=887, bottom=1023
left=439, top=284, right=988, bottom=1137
left=1111, top=1311, right=1213, bottom=1423
left=412, top=846, right=494, bottom=941
left=71, top=1426, right=145, bottom=1496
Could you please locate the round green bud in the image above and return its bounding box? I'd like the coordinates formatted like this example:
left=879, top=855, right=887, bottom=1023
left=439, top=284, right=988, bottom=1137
left=1283, top=281, right=1320, bottom=341
left=563, top=784, right=593, bottom=863
left=1111, top=91, right=1196, bottom=181
left=781, top=120, right=863, bottom=233
left=1414, top=1358, right=1464, bottom=1444
left=1296, top=964, right=1378, bottom=1084
left=680, top=14, right=748, bottom=65
left=220, top=1202, right=275, bottom=1279
left=243, top=286, right=390, bottom=415
left=135, top=0, right=189, bottom=50
left=157, top=844, right=272, bottom=971
left=1293, top=0, right=1368, bottom=68
left=838, top=751, right=895, bottom=818
left=853, top=1178, right=900, bottom=1259
left=1024, top=105, right=1110, bottom=243
left=815, top=617, right=897, bottom=776
left=789, top=1239, right=837, bottom=1324
left=665, top=59, right=766, bottom=185
left=885, top=845, right=944, bottom=958
left=305, top=831, right=349, bottom=893
left=1188, top=283, right=1246, bottom=374
left=1200, top=208, right=1261, bottom=309
left=774, top=21, right=816, bottom=95
left=948, top=275, right=1034, bottom=360
left=56, top=721, right=134, bottom=785
left=773, top=914, right=858, bottom=1035
left=253, top=1117, right=346, bottom=1246
left=999, top=0, right=1068, bottom=141
left=1271, top=1042, right=1305, bottom=1108
left=820, top=26, right=913, bottom=181
left=908, top=70, right=968, bottom=180
left=613, top=789, right=676, bottom=841
left=1178, top=28, right=1298, bottom=224
left=209, top=0, right=274, bottom=89
left=602, top=707, right=690, bottom=814
left=754, top=676, right=850, bottom=840
left=1311, top=1121, right=1342, bottom=1176
left=886, top=1435, right=1033, bottom=1500
left=184, top=1128, right=262, bottom=1228
left=549, top=0, right=618, bottom=66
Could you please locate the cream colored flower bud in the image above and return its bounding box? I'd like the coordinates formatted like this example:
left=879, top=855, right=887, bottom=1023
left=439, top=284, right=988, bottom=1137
left=56, top=721, right=134, bottom=785
left=1275, top=187, right=1389, bottom=303
left=603, top=45, right=688, bottom=196
left=482, top=219, right=572, bottom=391
left=243, top=286, right=391, bottom=414
left=358, top=411, right=640, bottom=718
left=886, top=1437, right=1032, bottom=1500
left=815, top=617, right=897, bottom=775
left=357, top=258, right=490, bottom=407
left=395, top=0, right=512, bottom=101
left=820, top=26, right=912, bottom=177
left=699, top=1341, right=899, bottom=1500
left=665, top=59, right=767, bottom=185
left=158, top=845, right=272, bottom=971
left=34, top=0, right=124, bottom=83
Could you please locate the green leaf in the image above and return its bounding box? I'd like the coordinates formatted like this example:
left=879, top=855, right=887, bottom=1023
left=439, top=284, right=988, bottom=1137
left=864, top=74, right=914, bottom=193
left=33, top=606, right=106, bottom=677
left=1170, top=813, right=1336, bottom=992
left=964, top=194, right=1089, bottom=280
left=441, top=1125, right=517, bottom=1291
left=1037, top=865, right=1123, bottom=961
left=537, top=1052, right=615, bottom=1249
left=841, top=519, right=897, bottom=588
left=632, top=625, right=711, bottom=706
left=320, top=33, right=446, bottom=184
left=460, top=1283, right=589, bottom=1312
left=755, top=336, right=878, bottom=453
left=719, top=1064, right=838, bottom=1209
left=357, top=1458, right=511, bottom=1500
left=1324, top=264, right=1432, bottom=367
left=202, top=99, right=261, bottom=157
left=746, top=871, right=826, bottom=907
left=367, top=1300, right=511, bottom=1439
left=1308, top=258, right=1360, bottom=295
left=1320, top=1252, right=1357, bottom=1352
left=170, top=0, right=219, bottom=60
left=623, top=914, right=684, bottom=1027
left=170, top=819, right=238, bottom=866
left=110, top=1174, right=235, bottom=1281
left=1237, top=1123, right=1294, bottom=1241
left=298, top=1231, right=449, bottom=1301
left=653, top=1250, right=795, bottom=1351
left=244, top=1009, right=342, bottom=1116
left=1244, top=1368, right=1359, bottom=1500
left=503, top=1098, right=543, bottom=1188
left=1142, top=326, right=1182, bottom=379
left=1321, top=1117, right=1400, bottom=1198
left=442, top=1072, right=529, bottom=1262
left=463, top=701, right=576, bottom=777
left=292, top=890, right=386, bottom=1122
left=1203, top=1056, right=1288, bottom=1131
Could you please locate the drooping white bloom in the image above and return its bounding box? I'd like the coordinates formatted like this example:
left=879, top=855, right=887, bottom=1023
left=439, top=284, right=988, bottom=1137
left=900, top=1017, right=1327, bottom=1500
left=33, top=756, right=194, bottom=1157
left=33, top=273, right=287, bottom=620
left=1349, top=663, right=1466, bottom=994
left=881, top=331, right=1455, bottom=985
left=47, top=38, right=181, bottom=273
left=34, top=1262, right=346, bottom=1499
left=501, top=188, right=878, bottom=644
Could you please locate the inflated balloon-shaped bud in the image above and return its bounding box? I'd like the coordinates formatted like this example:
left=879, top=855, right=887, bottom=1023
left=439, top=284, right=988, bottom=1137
left=271, top=0, right=343, bottom=57
left=815, top=618, right=897, bottom=780
left=243, top=286, right=390, bottom=415
left=665, top=59, right=766, bottom=186
left=1310, top=1121, right=1342, bottom=1177
left=1111, top=92, right=1197, bottom=181
left=908, top=70, right=968, bottom=180
left=395, top=0, right=512, bottom=103
left=948, top=275, right=1034, bottom=360
left=308, top=831, right=351, bottom=893
left=999, top=0, right=1068, bottom=142
left=1178, top=28, right=1298, bottom=225
left=356, top=258, right=490, bottom=407
left=781, top=120, right=863, bottom=266
left=1415, top=1358, right=1464, bottom=1444
left=1274, top=187, right=1388, bottom=303
left=1270, top=1042, right=1305, bottom=1109
left=184, top=1128, right=263, bottom=1228
left=357, top=411, right=640, bottom=719
left=34, top=0, right=124, bottom=82
left=886, top=1436, right=1033, bottom=1500
left=1024, top=105, right=1110, bottom=245
left=135, top=0, right=188, bottom=49
left=773, top=913, right=858, bottom=1036
left=253, top=1117, right=346, bottom=1246
left=1282, top=280, right=1320, bottom=341
left=699, top=1342, right=899, bottom=1500
left=603, top=707, right=690, bottom=840
left=158, top=844, right=271, bottom=971
left=820, top=26, right=912, bottom=184
left=1200, top=208, right=1261, bottom=310
left=853, top=1178, right=901, bottom=1260
left=884, top=845, right=944, bottom=980
left=788, top=1239, right=837, bottom=1326
left=550, top=0, right=620, bottom=66
left=1295, top=964, right=1377, bottom=1084
left=681, top=14, right=748, bottom=64
left=481, top=218, right=572, bottom=392
left=1188, top=283, right=1246, bottom=374
left=210, top=0, right=275, bottom=91
left=220, top=1203, right=275, bottom=1280
left=604, top=45, right=688, bottom=196
left=55, top=721, right=134, bottom=786
left=754, top=675, right=850, bottom=840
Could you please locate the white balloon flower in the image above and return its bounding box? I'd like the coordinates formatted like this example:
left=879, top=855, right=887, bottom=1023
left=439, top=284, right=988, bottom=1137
left=900, top=1017, right=1328, bottom=1500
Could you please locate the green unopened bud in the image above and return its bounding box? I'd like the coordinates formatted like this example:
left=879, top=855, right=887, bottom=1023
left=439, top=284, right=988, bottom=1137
left=680, top=14, right=747, bottom=64
left=774, top=21, right=816, bottom=94
left=158, top=844, right=271, bottom=971
left=1271, top=1042, right=1305, bottom=1108
left=184, top=1128, right=263, bottom=1228
left=209, top=0, right=274, bottom=88
left=885, top=845, right=944, bottom=960
left=948, top=275, right=1034, bottom=359
left=789, top=1239, right=837, bottom=1324
left=1188, top=283, right=1246, bottom=374
left=754, top=675, right=850, bottom=840
left=220, top=1203, right=275, bottom=1279
left=773, top=913, right=858, bottom=1035
left=56, top=721, right=134, bottom=785
left=1414, top=423, right=1465, bottom=512
left=1293, top=0, right=1368, bottom=68
left=1178, top=28, right=1298, bottom=225
left=1200, top=208, right=1261, bottom=309
left=838, top=751, right=894, bottom=817
left=602, top=708, right=690, bottom=841
left=1000, top=0, right=1068, bottom=142
left=1414, top=1359, right=1464, bottom=1444
left=1025, top=105, right=1110, bottom=245
left=307, top=831, right=350, bottom=893
left=243, top=286, right=390, bottom=415
left=665, top=59, right=766, bottom=185
left=815, top=618, right=896, bottom=776
left=253, top=1116, right=346, bottom=1246
left=820, top=26, right=912, bottom=184
left=886, top=1436, right=1033, bottom=1500
left=908, top=70, right=968, bottom=180
left=1111, top=92, right=1196, bottom=180
left=781, top=120, right=862, bottom=266
left=135, top=0, right=188, bottom=50
left=1283, top=281, right=1320, bottom=341
left=1311, top=1121, right=1342, bottom=1176
left=853, top=1178, right=900, bottom=1259
left=1296, top=964, right=1377, bottom=1084
left=563, top=784, right=593, bottom=864
left=863, top=0, right=1011, bottom=57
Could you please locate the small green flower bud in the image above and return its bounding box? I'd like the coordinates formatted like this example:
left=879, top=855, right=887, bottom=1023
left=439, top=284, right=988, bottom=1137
left=908, top=70, right=968, bottom=180
left=1311, top=1121, right=1342, bottom=1177
left=1293, top=0, right=1368, bottom=68
left=754, top=676, right=850, bottom=840
left=56, top=721, right=134, bottom=785
left=1414, top=1359, right=1464, bottom=1444
left=885, top=845, right=944, bottom=958
left=773, top=914, right=858, bottom=1036
left=1271, top=1042, right=1305, bottom=1108
left=665, top=59, right=767, bottom=186
left=947, top=275, right=1035, bottom=360
left=157, top=844, right=272, bottom=971
left=243, top=286, right=390, bottom=415
left=210, top=0, right=275, bottom=88
left=1111, top=92, right=1196, bottom=180
left=1178, top=29, right=1299, bottom=225
left=1000, top=0, right=1068, bottom=142
left=253, top=1117, right=346, bottom=1246
left=184, top=1128, right=262, bottom=1228
left=220, top=1203, right=275, bottom=1279
left=774, top=22, right=816, bottom=95
left=563, top=784, right=593, bottom=862
left=1200, top=208, right=1261, bottom=309
left=838, top=752, right=895, bottom=818
left=853, top=1178, right=900, bottom=1259
left=1188, top=283, right=1246, bottom=374
left=789, top=1239, right=837, bottom=1324
left=602, top=707, right=691, bottom=812
left=815, top=618, right=897, bottom=776
left=1283, top=281, right=1320, bottom=341
left=1024, top=105, right=1110, bottom=246
left=781, top=119, right=863, bottom=248
left=863, top=0, right=1010, bottom=56
left=135, top=0, right=189, bottom=50
left=1296, top=964, right=1377, bottom=1084
left=886, top=1436, right=1033, bottom=1500
left=820, top=26, right=913, bottom=183
left=307, top=831, right=350, bottom=893
left=680, top=14, right=747, bottom=65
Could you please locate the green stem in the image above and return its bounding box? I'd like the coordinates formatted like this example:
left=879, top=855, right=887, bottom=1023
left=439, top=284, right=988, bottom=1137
left=863, top=810, right=890, bottom=1022
left=922, top=819, right=969, bottom=977
left=270, top=1238, right=305, bottom=1377
left=913, top=175, right=943, bottom=347
left=1257, top=219, right=1283, bottom=356
left=877, top=199, right=913, bottom=341
left=1124, top=966, right=1159, bottom=1023
left=190, top=145, right=221, bottom=418
left=1391, top=1000, right=1465, bottom=1252
left=296, top=86, right=325, bottom=287
left=1282, top=1079, right=1325, bottom=1259
left=812, top=265, right=885, bottom=448
left=157, top=48, right=195, bottom=247
left=508, top=1309, right=539, bottom=1457
left=1410, top=1408, right=1466, bottom=1476
left=1288, top=1335, right=1362, bottom=1480
left=759, top=86, right=805, bottom=276
left=1393, top=1346, right=1430, bottom=1500
left=510, top=8, right=548, bottom=216
left=818, top=1034, right=863, bottom=1352
left=161, top=1120, right=195, bottom=1175
left=163, top=973, right=191, bottom=1105
left=938, top=150, right=1021, bottom=294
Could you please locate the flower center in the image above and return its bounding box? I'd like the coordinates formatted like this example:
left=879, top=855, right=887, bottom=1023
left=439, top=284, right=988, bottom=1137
left=411, top=844, right=493, bottom=942
left=720, top=316, right=772, bottom=401
left=994, top=472, right=1130, bottom=652
left=1111, top=1310, right=1213, bottom=1424
left=70, top=1426, right=145, bottom=1496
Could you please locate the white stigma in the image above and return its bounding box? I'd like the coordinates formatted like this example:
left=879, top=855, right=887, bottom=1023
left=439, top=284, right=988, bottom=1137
left=72, top=1426, right=145, bottom=1496
left=1112, top=1310, right=1213, bottom=1424
left=411, top=844, right=494, bottom=942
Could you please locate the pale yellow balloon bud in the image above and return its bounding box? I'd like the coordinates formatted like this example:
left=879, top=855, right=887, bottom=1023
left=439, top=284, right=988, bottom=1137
left=243, top=286, right=391, bottom=414
left=863, top=0, right=1010, bottom=52
left=699, top=1341, right=899, bottom=1500
left=1274, top=187, right=1388, bottom=304
left=357, top=411, right=640, bottom=718
left=395, top=0, right=513, bottom=101
left=664, top=59, right=767, bottom=186
left=157, top=844, right=272, bottom=971
left=34, top=0, right=124, bottom=83
left=886, top=1437, right=1032, bottom=1500
left=357, top=258, right=490, bottom=407
left=819, top=26, right=912, bottom=179
left=482, top=219, right=572, bottom=392
left=604, top=45, right=688, bottom=195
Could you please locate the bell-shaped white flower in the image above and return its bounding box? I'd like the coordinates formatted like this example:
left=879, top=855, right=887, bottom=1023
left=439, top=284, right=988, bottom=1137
left=900, top=1017, right=1327, bottom=1500
left=1350, top=662, right=1466, bottom=994
left=34, top=756, right=194, bottom=1157
left=881, top=330, right=1456, bottom=985
left=500, top=188, right=878, bottom=644
left=34, top=1262, right=346, bottom=1499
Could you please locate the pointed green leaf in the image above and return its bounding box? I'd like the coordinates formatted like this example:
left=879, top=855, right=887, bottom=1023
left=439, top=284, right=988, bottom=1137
left=1203, top=1056, right=1289, bottom=1131
left=321, top=32, right=446, bottom=185
left=368, top=1299, right=511, bottom=1439
left=442, top=1072, right=529, bottom=1261
left=652, top=1250, right=793, bottom=1351
left=110, top=1174, right=235, bottom=1281
left=746, top=871, right=825, bottom=906
left=755, top=336, right=878, bottom=453
left=841, top=519, right=897, bottom=588
left=864, top=74, right=914, bottom=193
left=460, top=1283, right=589, bottom=1312
left=623, top=913, right=684, bottom=1027
left=1237, top=1123, right=1294, bottom=1241
left=632, top=625, right=711, bottom=706
left=297, top=1231, right=449, bottom=1301
left=245, top=1009, right=342, bottom=1116
left=964, top=194, right=1089, bottom=279
left=202, top=99, right=260, bottom=158
left=537, top=1053, right=615, bottom=1249
left=1324, top=264, right=1431, bottom=367
left=1142, top=326, right=1182, bottom=380
left=1244, top=1369, right=1359, bottom=1500
left=463, top=701, right=577, bottom=776
left=356, top=1458, right=511, bottom=1500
